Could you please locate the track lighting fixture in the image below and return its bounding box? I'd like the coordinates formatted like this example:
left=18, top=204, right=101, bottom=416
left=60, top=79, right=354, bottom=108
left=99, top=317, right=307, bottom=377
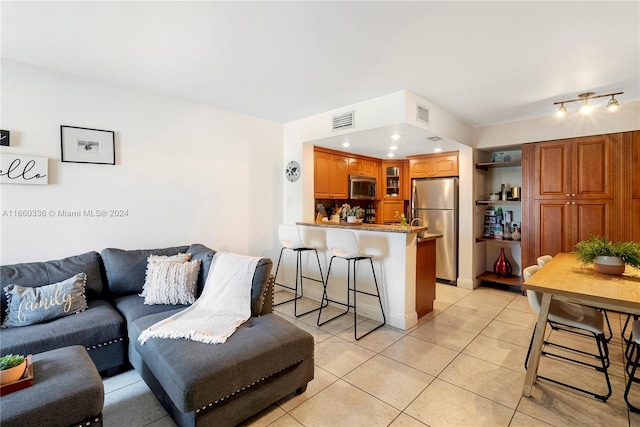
left=553, top=91, right=623, bottom=116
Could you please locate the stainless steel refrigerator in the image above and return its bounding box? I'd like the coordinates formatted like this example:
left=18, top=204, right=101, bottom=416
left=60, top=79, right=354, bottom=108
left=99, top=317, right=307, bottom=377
left=411, top=177, right=458, bottom=284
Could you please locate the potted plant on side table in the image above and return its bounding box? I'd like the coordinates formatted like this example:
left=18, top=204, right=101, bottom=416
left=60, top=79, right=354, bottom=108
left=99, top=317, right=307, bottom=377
left=575, top=235, right=640, bottom=275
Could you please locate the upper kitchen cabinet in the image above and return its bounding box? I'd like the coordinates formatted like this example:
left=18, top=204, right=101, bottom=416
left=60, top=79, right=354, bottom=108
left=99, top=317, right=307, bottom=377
left=314, top=147, right=349, bottom=199
left=408, top=152, right=459, bottom=178
left=534, top=135, right=614, bottom=200
left=382, top=160, right=409, bottom=200
left=349, top=157, right=379, bottom=178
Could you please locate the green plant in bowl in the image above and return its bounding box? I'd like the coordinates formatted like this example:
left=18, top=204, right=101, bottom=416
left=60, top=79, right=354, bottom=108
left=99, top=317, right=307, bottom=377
left=575, top=235, right=640, bottom=274
left=0, top=354, right=25, bottom=371
left=0, top=354, right=27, bottom=385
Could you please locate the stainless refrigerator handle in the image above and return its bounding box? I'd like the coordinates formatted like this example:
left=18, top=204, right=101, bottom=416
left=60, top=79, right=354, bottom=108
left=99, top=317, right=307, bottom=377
left=411, top=181, right=416, bottom=214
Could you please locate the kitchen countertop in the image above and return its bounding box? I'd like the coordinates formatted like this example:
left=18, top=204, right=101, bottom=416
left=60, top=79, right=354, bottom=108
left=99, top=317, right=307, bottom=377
left=296, top=221, right=442, bottom=240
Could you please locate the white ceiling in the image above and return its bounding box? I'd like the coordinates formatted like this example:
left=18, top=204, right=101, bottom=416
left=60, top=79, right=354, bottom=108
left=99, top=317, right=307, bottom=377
left=2, top=1, right=639, bottom=155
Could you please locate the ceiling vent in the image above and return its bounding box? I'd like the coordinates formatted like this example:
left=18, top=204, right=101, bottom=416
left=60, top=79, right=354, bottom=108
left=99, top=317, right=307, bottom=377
left=332, top=110, right=355, bottom=131
left=416, top=104, right=429, bottom=124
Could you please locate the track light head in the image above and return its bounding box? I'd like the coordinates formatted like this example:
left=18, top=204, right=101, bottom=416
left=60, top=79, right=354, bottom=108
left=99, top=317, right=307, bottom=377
left=556, top=103, right=567, bottom=117
left=606, top=95, right=619, bottom=111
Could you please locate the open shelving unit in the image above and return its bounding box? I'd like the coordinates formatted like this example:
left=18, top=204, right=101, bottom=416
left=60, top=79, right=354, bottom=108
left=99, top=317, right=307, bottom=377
left=475, top=151, right=523, bottom=287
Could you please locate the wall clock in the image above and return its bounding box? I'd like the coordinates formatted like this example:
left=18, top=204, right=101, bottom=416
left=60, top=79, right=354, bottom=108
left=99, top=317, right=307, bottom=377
left=286, top=160, right=301, bottom=182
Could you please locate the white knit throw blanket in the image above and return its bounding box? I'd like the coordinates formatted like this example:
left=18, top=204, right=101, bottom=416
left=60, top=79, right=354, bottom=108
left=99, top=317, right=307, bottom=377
left=138, top=252, right=260, bottom=345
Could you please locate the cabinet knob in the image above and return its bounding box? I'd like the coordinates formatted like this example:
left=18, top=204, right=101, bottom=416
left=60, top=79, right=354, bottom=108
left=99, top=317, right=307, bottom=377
left=572, top=201, right=576, bottom=205
left=566, top=202, right=570, bottom=204
left=566, top=194, right=570, bottom=197
left=571, top=194, right=576, bottom=197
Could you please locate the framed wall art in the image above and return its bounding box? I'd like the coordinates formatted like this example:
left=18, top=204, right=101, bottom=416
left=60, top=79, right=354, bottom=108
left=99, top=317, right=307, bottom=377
left=0, top=130, right=9, bottom=146
left=60, top=125, right=115, bottom=165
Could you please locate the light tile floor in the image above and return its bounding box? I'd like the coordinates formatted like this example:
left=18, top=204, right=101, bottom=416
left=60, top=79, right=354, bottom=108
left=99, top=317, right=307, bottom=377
left=102, top=284, right=640, bottom=427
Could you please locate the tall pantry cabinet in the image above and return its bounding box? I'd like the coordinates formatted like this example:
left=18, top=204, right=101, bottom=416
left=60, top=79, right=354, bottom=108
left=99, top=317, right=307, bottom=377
left=521, top=131, right=638, bottom=269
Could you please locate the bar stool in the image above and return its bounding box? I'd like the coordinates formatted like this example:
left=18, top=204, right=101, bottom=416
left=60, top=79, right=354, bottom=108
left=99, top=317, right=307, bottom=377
left=273, top=224, right=325, bottom=317
left=317, top=229, right=385, bottom=340
left=523, top=265, right=611, bottom=401
left=625, top=320, right=640, bottom=412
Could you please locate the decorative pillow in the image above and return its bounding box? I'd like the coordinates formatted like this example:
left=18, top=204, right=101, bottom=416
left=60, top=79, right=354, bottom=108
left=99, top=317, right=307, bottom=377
left=2, top=273, right=88, bottom=328
left=141, top=256, right=201, bottom=305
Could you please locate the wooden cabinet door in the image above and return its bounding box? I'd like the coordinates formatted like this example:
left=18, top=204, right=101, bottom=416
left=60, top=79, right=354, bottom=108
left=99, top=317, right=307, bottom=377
left=382, top=162, right=401, bottom=199
left=382, top=200, right=404, bottom=223
left=409, top=158, right=434, bottom=178
left=633, top=200, right=640, bottom=242
left=349, top=157, right=362, bottom=175
left=572, top=199, right=613, bottom=245
left=361, top=159, right=376, bottom=177
left=534, top=200, right=572, bottom=257
left=402, top=161, right=412, bottom=200
left=330, top=155, right=349, bottom=198
left=349, top=158, right=377, bottom=177
left=633, top=131, right=640, bottom=199
left=432, top=154, right=459, bottom=177
left=572, top=135, right=614, bottom=199
left=534, top=140, right=571, bottom=199
left=314, top=151, right=332, bottom=198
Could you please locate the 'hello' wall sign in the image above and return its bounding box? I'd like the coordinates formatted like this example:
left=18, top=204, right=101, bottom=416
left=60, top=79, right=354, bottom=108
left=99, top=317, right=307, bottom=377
left=0, top=154, right=48, bottom=185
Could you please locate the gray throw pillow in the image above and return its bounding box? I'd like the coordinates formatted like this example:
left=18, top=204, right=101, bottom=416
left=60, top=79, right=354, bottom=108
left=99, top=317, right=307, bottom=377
left=2, top=273, right=88, bottom=328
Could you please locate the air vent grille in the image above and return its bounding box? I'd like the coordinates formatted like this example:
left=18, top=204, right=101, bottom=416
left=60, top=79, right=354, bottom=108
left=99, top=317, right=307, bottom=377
left=416, top=104, right=429, bottom=124
left=332, top=111, right=355, bottom=131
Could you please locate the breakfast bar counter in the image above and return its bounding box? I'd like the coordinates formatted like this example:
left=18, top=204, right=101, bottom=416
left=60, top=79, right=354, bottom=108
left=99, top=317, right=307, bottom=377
left=296, top=221, right=442, bottom=330
left=296, top=221, right=429, bottom=235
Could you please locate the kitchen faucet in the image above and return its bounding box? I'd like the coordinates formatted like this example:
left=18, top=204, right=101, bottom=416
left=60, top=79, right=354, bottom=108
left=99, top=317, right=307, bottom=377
left=410, top=218, right=423, bottom=226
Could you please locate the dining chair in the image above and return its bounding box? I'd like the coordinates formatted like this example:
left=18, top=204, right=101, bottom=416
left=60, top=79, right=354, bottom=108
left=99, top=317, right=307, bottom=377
left=523, top=265, right=612, bottom=401
left=537, top=254, right=613, bottom=343
left=624, top=320, right=640, bottom=412
left=536, top=255, right=553, bottom=267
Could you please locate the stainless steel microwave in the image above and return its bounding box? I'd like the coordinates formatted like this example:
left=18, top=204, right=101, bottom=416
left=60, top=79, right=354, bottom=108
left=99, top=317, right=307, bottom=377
left=349, top=175, right=377, bottom=199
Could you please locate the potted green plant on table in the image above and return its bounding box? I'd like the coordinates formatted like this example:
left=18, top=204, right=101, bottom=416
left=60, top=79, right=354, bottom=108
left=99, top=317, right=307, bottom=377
left=0, top=354, right=26, bottom=385
left=574, top=235, right=640, bottom=275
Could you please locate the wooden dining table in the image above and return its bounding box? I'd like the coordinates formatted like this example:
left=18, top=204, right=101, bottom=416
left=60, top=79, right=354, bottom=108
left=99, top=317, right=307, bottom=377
left=522, top=252, right=640, bottom=397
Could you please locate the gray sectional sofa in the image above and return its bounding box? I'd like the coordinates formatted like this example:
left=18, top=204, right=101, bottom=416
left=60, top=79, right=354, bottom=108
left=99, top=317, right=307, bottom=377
left=1, top=244, right=314, bottom=427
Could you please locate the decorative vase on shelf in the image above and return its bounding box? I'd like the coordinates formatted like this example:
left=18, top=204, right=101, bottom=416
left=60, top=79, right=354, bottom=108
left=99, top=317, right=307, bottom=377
left=493, top=247, right=513, bottom=278
left=347, top=216, right=357, bottom=223
left=511, top=225, right=521, bottom=241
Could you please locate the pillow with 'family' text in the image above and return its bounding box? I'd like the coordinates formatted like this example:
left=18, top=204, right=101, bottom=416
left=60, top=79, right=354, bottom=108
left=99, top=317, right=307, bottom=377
left=2, top=273, right=88, bottom=328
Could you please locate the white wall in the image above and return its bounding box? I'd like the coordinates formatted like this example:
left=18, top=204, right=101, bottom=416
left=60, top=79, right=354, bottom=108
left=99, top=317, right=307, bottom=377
left=475, top=100, right=640, bottom=148
left=0, top=60, right=283, bottom=265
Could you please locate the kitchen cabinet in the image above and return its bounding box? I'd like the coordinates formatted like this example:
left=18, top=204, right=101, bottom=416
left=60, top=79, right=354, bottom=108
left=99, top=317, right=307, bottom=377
left=416, top=238, right=436, bottom=317
left=403, top=161, right=412, bottom=200
left=381, top=160, right=407, bottom=199
left=381, top=200, right=404, bottom=223
left=533, top=135, right=613, bottom=200
left=349, top=157, right=378, bottom=178
left=314, top=148, right=348, bottom=199
left=409, top=152, right=459, bottom=178
left=532, top=199, right=613, bottom=258
left=522, top=131, right=637, bottom=269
